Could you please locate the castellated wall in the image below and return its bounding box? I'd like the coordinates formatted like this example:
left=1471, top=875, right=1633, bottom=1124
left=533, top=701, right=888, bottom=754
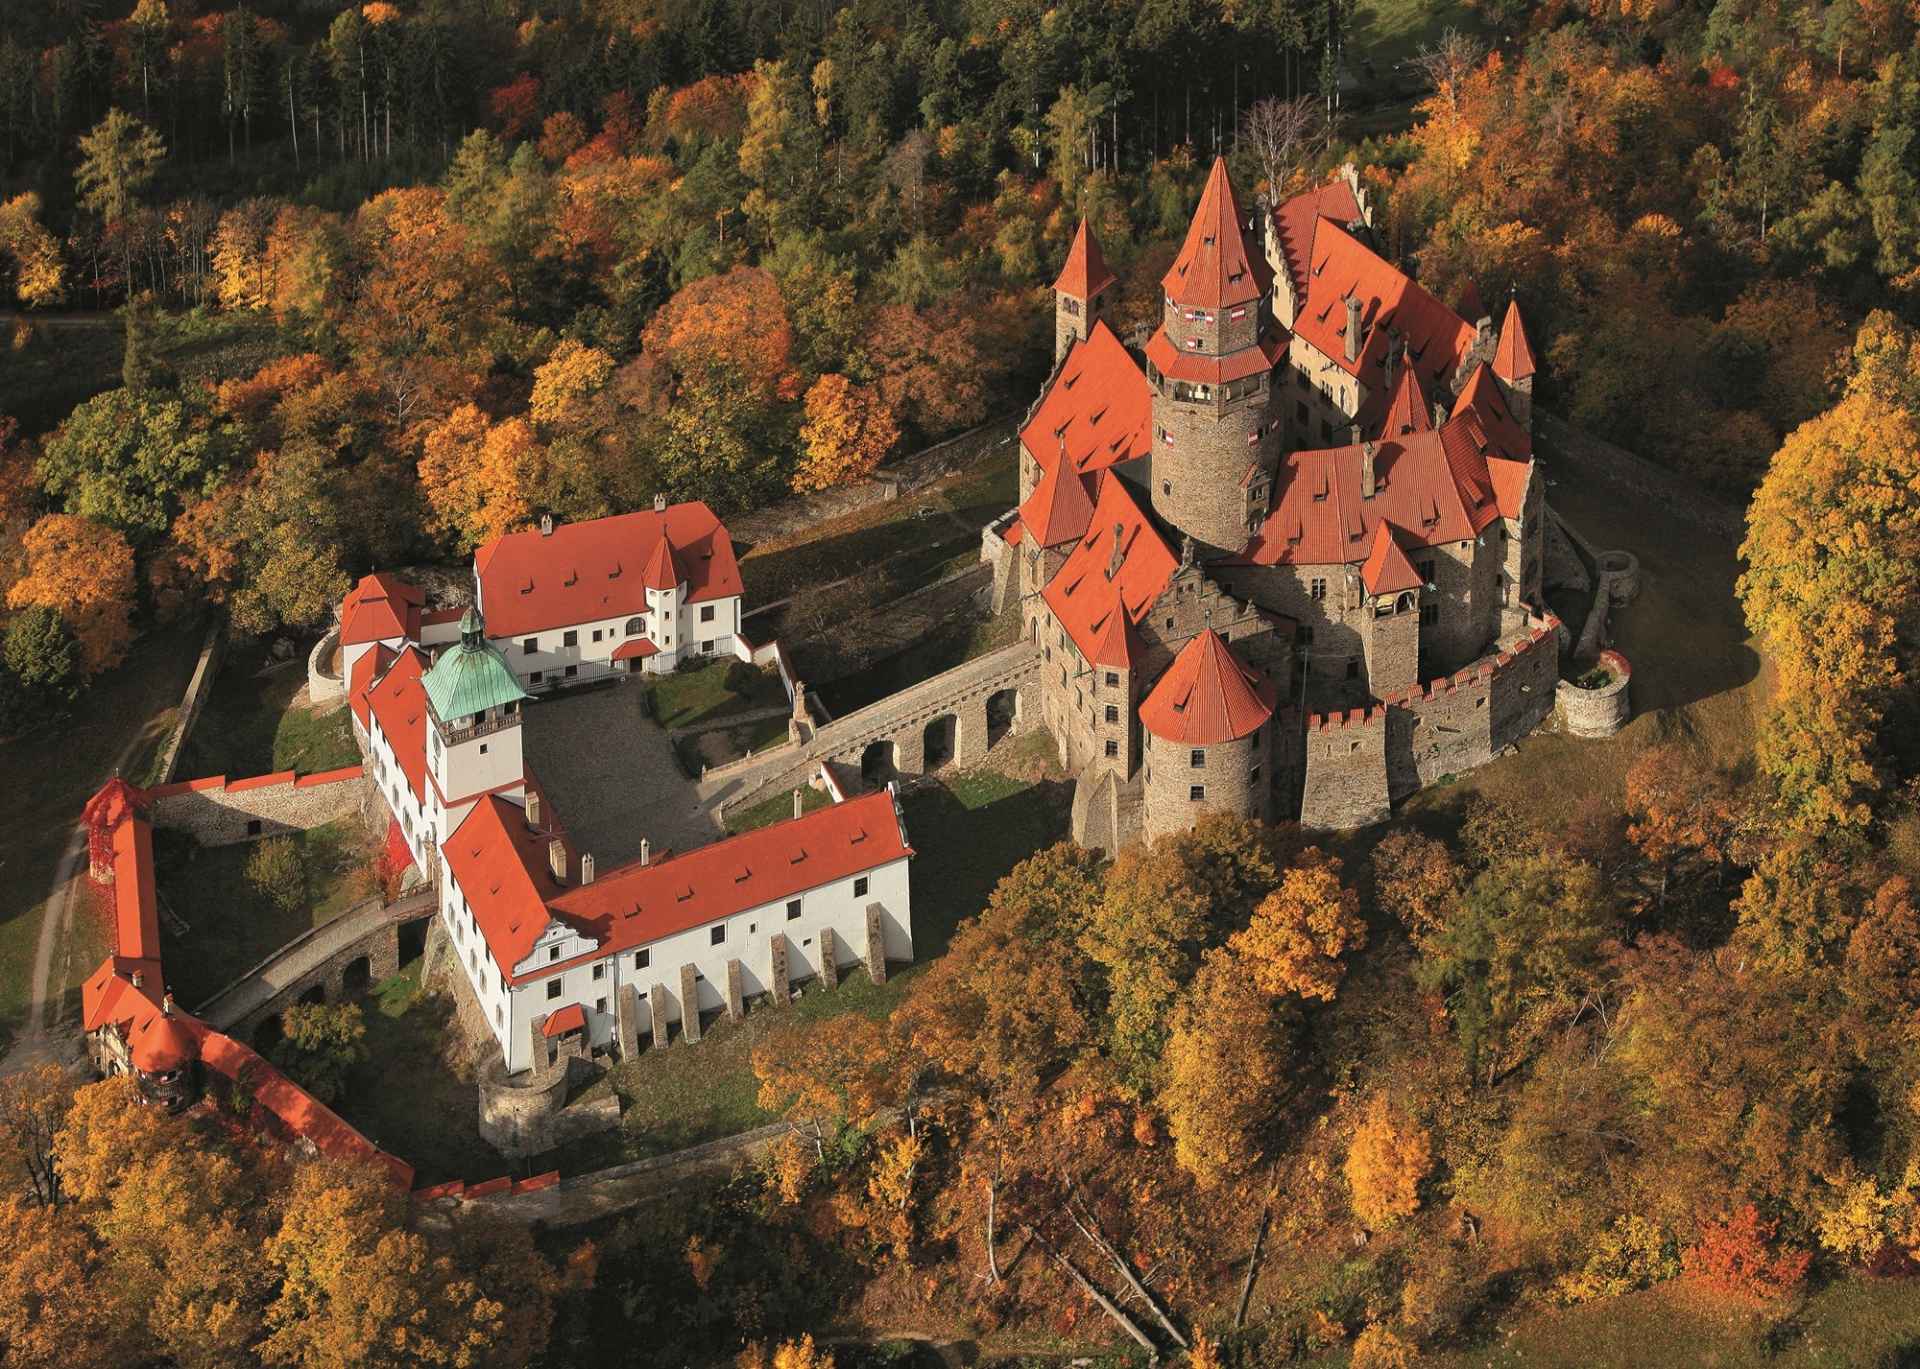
left=146, top=767, right=369, bottom=846
left=1299, top=707, right=1390, bottom=829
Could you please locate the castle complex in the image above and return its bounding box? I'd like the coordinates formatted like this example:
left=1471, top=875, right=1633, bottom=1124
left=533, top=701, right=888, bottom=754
left=1000, top=158, right=1565, bottom=846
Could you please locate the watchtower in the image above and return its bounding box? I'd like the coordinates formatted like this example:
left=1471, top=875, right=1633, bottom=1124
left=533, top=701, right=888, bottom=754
left=1053, top=219, right=1117, bottom=363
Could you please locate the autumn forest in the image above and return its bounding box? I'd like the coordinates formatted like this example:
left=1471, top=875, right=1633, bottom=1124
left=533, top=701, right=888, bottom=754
left=5, top=0, right=1920, bottom=1365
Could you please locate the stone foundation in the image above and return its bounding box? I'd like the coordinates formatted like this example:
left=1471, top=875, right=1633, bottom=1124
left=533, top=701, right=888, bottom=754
left=1558, top=650, right=1632, bottom=738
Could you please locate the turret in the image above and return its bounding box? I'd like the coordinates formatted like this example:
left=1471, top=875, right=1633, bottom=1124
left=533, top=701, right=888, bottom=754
left=1143, top=158, right=1282, bottom=555
left=424, top=607, right=530, bottom=811
left=1492, top=297, right=1537, bottom=431
left=1053, top=220, right=1117, bottom=362
left=1138, top=628, right=1276, bottom=840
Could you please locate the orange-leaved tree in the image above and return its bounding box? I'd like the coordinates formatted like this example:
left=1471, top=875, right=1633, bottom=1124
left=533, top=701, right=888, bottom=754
left=6, top=514, right=136, bottom=674
left=1345, top=1094, right=1433, bottom=1229
left=1681, top=1204, right=1811, bottom=1301
left=418, top=405, right=545, bottom=550
left=1229, top=847, right=1366, bottom=1002
left=794, top=373, right=898, bottom=492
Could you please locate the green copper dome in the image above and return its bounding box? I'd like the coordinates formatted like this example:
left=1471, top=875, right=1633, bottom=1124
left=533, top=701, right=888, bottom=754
left=423, top=608, right=530, bottom=723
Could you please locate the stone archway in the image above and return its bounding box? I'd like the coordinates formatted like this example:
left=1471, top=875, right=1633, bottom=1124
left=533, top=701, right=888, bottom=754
left=986, top=688, right=1019, bottom=749
left=298, top=984, right=326, bottom=1007
left=342, top=955, right=372, bottom=997
left=253, top=1014, right=283, bottom=1052
left=397, top=916, right=429, bottom=966
left=923, top=714, right=957, bottom=770
left=860, top=739, right=896, bottom=786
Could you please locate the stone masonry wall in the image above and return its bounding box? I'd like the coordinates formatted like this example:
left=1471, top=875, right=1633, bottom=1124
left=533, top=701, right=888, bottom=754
left=147, top=767, right=369, bottom=846
left=1299, top=707, right=1390, bottom=829
left=1144, top=727, right=1269, bottom=841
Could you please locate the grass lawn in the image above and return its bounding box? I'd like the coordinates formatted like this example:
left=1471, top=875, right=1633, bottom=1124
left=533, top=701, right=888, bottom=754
left=329, top=959, right=508, bottom=1187
left=0, top=622, right=205, bottom=1052
left=176, top=640, right=359, bottom=780
left=549, top=743, right=1072, bottom=1171
left=725, top=783, right=831, bottom=835
left=1400, top=455, right=1761, bottom=838
left=649, top=659, right=789, bottom=731
left=154, top=818, right=372, bottom=1009
left=676, top=713, right=794, bottom=776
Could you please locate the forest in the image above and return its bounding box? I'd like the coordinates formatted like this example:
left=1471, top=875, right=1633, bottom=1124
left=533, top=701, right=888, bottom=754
left=4, top=0, right=1920, bottom=1364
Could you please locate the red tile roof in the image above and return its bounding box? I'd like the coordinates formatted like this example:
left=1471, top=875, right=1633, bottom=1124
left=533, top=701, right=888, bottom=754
left=1360, top=522, right=1424, bottom=596
left=474, top=504, right=741, bottom=638
left=1379, top=363, right=1434, bottom=439
left=363, top=647, right=429, bottom=804
left=84, top=782, right=162, bottom=964
left=1143, top=327, right=1287, bottom=386
left=1494, top=298, right=1537, bottom=382
left=610, top=637, right=659, bottom=661
left=642, top=536, right=684, bottom=592
left=1229, top=415, right=1507, bottom=571
left=348, top=643, right=394, bottom=732
left=1452, top=362, right=1533, bottom=461
left=1271, top=177, right=1364, bottom=302
left=1138, top=629, right=1276, bottom=744
left=1019, top=321, right=1153, bottom=483
left=1455, top=279, right=1486, bottom=324
left=542, top=1003, right=587, bottom=1037
left=128, top=1005, right=198, bottom=1073
left=443, top=796, right=570, bottom=980
left=340, top=573, right=423, bottom=646
left=1019, top=460, right=1096, bottom=549
left=1040, top=475, right=1176, bottom=671
left=1163, top=158, right=1272, bottom=311
left=1053, top=219, right=1116, bottom=299
left=1292, top=219, right=1476, bottom=413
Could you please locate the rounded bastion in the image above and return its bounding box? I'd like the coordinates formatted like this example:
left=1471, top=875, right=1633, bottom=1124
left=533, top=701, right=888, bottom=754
left=1557, top=649, right=1632, bottom=739
left=477, top=1056, right=570, bottom=1158
left=307, top=626, right=345, bottom=704
left=1598, top=550, right=1640, bottom=607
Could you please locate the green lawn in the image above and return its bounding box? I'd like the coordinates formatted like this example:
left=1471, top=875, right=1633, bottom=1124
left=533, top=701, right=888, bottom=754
left=0, top=623, right=205, bottom=1052
left=547, top=746, right=1072, bottom=1171
left=649, top=659, right=789, bottom=732
left=154, top=818, right=371, bottom=1009
left=725, top=783, right=831, bottom=835
left=175, top=641, right=359, bottom=781
left=330, top=960, right=508, bottom=1187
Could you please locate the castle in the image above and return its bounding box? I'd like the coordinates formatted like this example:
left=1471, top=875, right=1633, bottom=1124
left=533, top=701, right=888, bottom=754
left=999, top=158, right=1564, bottom=847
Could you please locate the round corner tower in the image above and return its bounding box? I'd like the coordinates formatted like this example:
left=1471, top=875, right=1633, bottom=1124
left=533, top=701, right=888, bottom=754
left=1138, top=628, right=1275, bottom=841
left=1145, top=157, right=1283, bottom=555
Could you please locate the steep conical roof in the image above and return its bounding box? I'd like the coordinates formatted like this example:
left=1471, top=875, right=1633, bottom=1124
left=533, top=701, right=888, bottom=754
left=1020, top=460, right=1096, bottom=548
left=1380, top=363, right=1433, bottom=439
left=129, top=1006, right=198, bottom=1074
left=1138, top=629, right=1275, bottom=744
left=642, top=536, right=685, bottom=592
left=1053, top=219, right=1116, bottom=299
left=1493, top=298, right=1537, bottom=382
left=1455, top=279, right=1486, bottom=324
left=423, top=609, right=529, bottom=723
left=1360, top=522, right=1423, bottom=596
left=1162, top=158, right=1272, bottom=311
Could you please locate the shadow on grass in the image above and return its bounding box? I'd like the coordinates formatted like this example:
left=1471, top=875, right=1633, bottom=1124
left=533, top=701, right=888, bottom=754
left=902, top=774, right=1074, bottom=960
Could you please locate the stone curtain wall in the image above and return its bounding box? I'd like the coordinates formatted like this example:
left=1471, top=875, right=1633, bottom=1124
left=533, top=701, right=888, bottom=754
left=1535, top=411, right=1743, bottom=538
left=147, top=766, right=369, bottom=846
left=152, top=625, right=225, bottom=786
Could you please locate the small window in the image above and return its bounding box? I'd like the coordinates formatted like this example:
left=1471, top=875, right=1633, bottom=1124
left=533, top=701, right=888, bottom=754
left=711, top=924, right=726, bottom=946
left=563, top=630, right=578, bottom=647
left=564, top=665, right=578, bottom=678
left=1162, top=480, right=1172, bottom=496
left=592, top=963, right=605, bottom=981
left=1346, top=658, right=1360, bottom=679
left=1416, top=559, right=1435, bottom=585
left=479, top=743, right=488, bottom=755
left=1190, top=784, right=1205, bottom=801
left=546, top=979, right=562, bottom=1000
left=522, top=638, right=537, bottom=654
left=245, top=819, right=263, bottom=837
left=1190, top=749, right=1206, bottom=768
left=595, top=997, right=607, bottom=1015
left=1310, top=578, right=1327, bottom=601
left=1104, top=671, right=1119, bottom=687
left=702, top=639, right=715, bottom=654
left=854, top=876, right=869, bottom=897
left=548, top=945, right=560, bottom=962
left=1104, top=739, right=1119, bottom=757
left=592, top=629, right=603, bottom=642
left=786, top=899, right=801, bottom=920
left=530, top=671, right=543, bottom=684
left=1420, top=602, right=1438, bottom=626
left=1295, top=400, right=1308, bottom=424
left=625, top=617, right=644, bottom=635
left=1105, top=705, right=1119, bottom=724
left=1298, top=625, right=1314, bottom=646
left=634, top=949, right=649, bottom=970
left=700, top=604, right=715, bottom=622
left=1250, top=764, right=1262, bottom=784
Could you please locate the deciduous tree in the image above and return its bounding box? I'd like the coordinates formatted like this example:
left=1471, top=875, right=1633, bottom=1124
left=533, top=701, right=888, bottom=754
left=6, top=515, right=137, bottom=674
left=1229, top=848, right=1365, bottom=1002
left=1345, top=1095, right=1433, bottom=1229
left=794, top=374, right=898, bottom=492
left=1159, top=948, right=1291, bottom=1188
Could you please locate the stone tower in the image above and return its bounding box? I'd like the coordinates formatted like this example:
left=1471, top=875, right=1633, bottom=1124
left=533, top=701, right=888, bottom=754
left=1138, top=628, right=1276, bottom=841
left=1144, top=158, right=1282, bottom=555
left=1358, top=521, right=1422, bottom=697
left=1492, top=297, right=1537, bottom=432
left=1053, top=219, right=1117, bottom=362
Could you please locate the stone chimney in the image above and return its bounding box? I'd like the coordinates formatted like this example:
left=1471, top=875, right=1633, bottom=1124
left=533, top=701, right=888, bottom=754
left=1344, top=295, right=1363, bottom=363
left=525, top=790, right=541, bottom=827
left=1361, top=442, right=1378, bottom=500
left=793, top=789, right=804, bottom=820
left=581, top=852, right=595, bottom=885
left=640, top=838, right=651, bottom=866
left=539, top=513, right=554, bottom=537
left=548, top=838, right=566, bottom=882
left=1433, top=400, right=1449, bottom=428
left=653, top=492, right=667, bottom=513
left=1349, top=423, right=1362, bottom=447
left=1106, top=522, right=1125, bottom=580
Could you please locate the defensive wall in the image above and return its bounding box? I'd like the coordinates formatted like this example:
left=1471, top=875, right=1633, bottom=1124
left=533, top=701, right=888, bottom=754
left=145, top=766, right=369, bottom=846
left=307, top=626, right=344, bottom=704
left=1300, top=612, right=1562, bottom=829
left=1558, top=648, right=1633, bottom=738
left=152, top=624, right=224, bottom=785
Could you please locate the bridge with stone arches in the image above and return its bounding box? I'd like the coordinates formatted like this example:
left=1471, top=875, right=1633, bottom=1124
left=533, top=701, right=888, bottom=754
left=196, top=891, right=436, bottom=1050
left=701, top=641, right=1044, bottom=818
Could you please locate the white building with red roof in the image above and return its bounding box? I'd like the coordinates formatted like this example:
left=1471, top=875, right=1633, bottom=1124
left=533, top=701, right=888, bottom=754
left=997, top=157, right=1568, bottom=841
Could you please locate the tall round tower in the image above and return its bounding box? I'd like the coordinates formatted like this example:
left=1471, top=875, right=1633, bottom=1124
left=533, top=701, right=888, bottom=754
left=1138, top=628, right=1276, bottom=841
left=1144, top=158, right=1283, bottom=555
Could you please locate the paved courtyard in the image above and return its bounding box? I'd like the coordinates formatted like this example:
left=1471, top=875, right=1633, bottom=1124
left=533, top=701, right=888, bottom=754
left=523, top=683, right=721, bottom=867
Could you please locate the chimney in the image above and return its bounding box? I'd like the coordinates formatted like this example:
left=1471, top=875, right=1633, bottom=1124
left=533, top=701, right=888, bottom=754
left=539, top=512, right=554, bottom=537
left=162, top=992, right=174, bottom=1015
left=653, top=492, right=667, bottom=513
left=548, top=838, right=566, bottom=882
left=1433, top=400, right=1448, bottom=428
left=793, top=789, right=804, bottom=820
left=640, top=838, right=651, bottom=866
left=1361, top=442, right=1378, bottom=500
left=1344, top=295, right=1363, bottom=363
left=1107, top=522, right=1125, bottom=580
left=581, top=852, right=596, bottom=885
left=1349, top=423, right=1362, bottom=447
left=526, top=791, right=541, bottom=827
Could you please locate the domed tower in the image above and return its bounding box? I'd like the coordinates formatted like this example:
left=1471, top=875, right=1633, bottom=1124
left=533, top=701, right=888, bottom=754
left=128, top=997, right=201, bottom=1113
left=1144, top=158, right=1283, bottom=555
left=424, top=607, right=531, bottom=820
left=1053, top=219, right=1117, bottom=362
left=1139, top=628, right=1277, bottom=841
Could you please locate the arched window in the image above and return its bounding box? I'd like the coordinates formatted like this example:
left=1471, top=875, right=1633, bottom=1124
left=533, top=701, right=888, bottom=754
left=625, top=617, right=644, bottom=636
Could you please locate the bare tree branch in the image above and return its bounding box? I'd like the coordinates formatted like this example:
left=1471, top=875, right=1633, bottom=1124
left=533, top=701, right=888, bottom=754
left=1240, top=96, right=1321, bottom=199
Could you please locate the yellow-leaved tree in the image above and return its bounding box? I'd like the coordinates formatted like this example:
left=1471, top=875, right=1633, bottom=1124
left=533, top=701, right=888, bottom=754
left=1345, top=1094, right=1433, bottom=1229
left=6, top=514, right=136, bottom=674
left=418, top=406, right=545, bottom=550
left=1159, top=948, right=1290, bottom=1189
left=0, top=193, right=65, bottom=307
left=794, top=373, right=899, bottom=493
left=1228, top=848, right=1365, bottom=1001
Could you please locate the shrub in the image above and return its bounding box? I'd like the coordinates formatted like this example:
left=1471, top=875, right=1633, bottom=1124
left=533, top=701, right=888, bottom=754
left=245, top=836, right=307, bottom=912
left=1350, top=1323, right=1416, bottom=1369
left=1551, top=1215, right=1680, bottom=1304
left=1682, top=1204, right=1811, bottom=1301
left=269, top=1000, right=368, bottom=1105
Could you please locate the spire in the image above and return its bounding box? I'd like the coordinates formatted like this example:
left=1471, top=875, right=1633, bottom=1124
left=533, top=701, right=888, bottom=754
left=1360, top=521, right=1423, bottom=596
left=1019, top=460, right=1096, bottom=548
left=1379, top=363, right=1433, bottom=439
left=1493, top=298, right=1537, bottom=383
left=1053, top=219, right=1116, bottom=299
left=642, top=536, right=685, bottom=592
left=1161, top=157, right=1272, bottom=311
left=1138, top=629, right=1275, bottom=744
left=459, top=605, right=484, bottom=649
